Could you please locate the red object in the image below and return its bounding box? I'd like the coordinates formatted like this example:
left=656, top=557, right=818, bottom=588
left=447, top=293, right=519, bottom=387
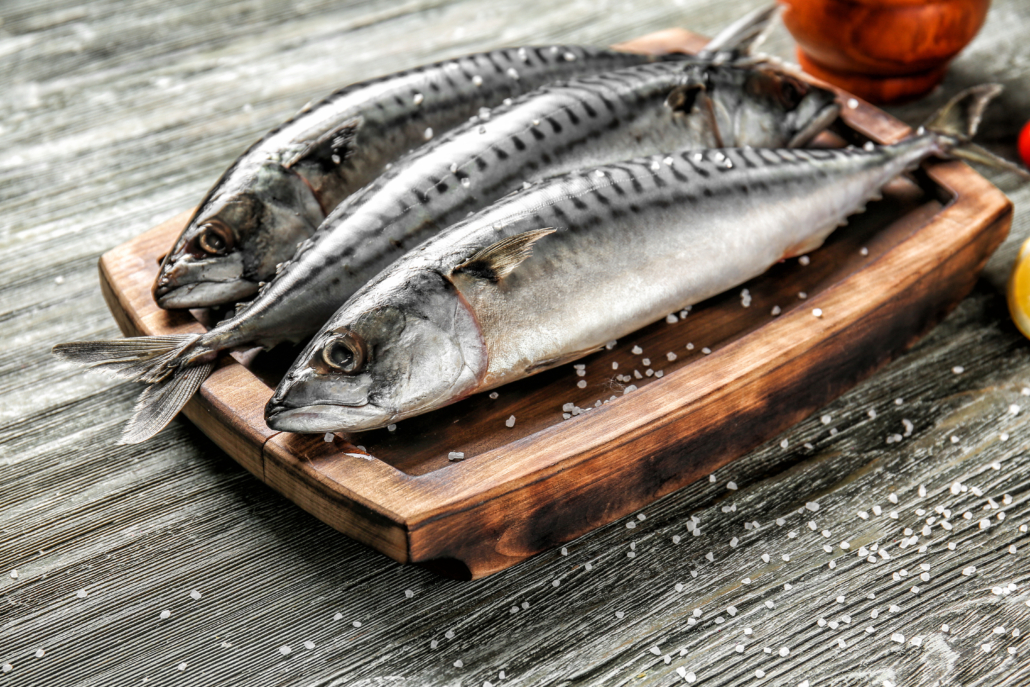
left=780, top=0, right=991, bottom=105
left=1019, top=121, right=1030, bottom=169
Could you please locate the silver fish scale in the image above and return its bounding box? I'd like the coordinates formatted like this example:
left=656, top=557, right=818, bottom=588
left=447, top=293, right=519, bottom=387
left=215, top=60, right=719, bottom=346
left=220, top=45, right=658, bottom=210
left=170, top=45, right=661, bottom=264
left=418, top=137, right=939, bottom=383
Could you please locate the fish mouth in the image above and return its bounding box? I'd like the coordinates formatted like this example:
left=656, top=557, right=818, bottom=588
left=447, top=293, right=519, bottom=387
left=154, top=279, right=259, bottom=309
left=265, top=402, right=392, bottom=433
left=153, top=252, right=254, bottom=308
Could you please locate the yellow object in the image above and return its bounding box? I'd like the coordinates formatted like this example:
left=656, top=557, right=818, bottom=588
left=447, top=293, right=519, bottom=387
left=1008, top=236, right=1030, bottom=338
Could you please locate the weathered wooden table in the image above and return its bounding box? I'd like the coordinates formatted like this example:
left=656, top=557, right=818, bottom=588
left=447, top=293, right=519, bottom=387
left=2, top=1, right=1029, bottom=685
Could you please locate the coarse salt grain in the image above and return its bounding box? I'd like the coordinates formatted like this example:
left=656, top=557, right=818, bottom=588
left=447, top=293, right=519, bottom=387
left=505, top=415, right=516, bottom=428
left=448, top=452, right=465, bottom=461
left=279, top=646, right=291, bottom=656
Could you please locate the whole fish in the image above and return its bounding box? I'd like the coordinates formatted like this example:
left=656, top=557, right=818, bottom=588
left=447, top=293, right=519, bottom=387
left=153, top=5, right=779, bottom=310
left=55, top=12, right=840, bottom=444
left=264, top=85, right=1015, bottom=432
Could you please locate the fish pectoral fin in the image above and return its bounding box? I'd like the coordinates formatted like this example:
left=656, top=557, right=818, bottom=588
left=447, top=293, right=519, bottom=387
left=782, top=234, right=827, bottom=260
left=282, top=117, right=363, bottom=169
left=524, top=346, right=605, bottom=375
left=451, top=228, right=556, bottom=282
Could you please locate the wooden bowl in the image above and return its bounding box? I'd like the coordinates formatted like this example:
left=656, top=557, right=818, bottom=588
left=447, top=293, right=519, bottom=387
left=780, top=0, right=991, bottom=104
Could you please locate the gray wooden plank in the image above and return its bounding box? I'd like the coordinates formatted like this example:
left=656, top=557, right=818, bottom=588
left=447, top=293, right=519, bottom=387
left=2, top=0, right=1030, bottom=685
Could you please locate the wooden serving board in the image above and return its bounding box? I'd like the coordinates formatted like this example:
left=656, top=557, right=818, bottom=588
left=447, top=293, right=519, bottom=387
left=98, top=29, right=1013, bottom=580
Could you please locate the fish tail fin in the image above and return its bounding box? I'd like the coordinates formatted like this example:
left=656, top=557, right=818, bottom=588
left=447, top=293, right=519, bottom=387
left=53, top=334, right=202, bottom=383
left=699, top=3, right=779, bottom=60
left=53, top=333, right=214, bottom=443
left=117, top=362, right=215, bottom=445
left=921, top=84, right=1030, bottom=179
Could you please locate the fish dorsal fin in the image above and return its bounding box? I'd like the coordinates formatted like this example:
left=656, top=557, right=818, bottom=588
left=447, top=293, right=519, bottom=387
left=282, top=117, right=363, bottom=169
left=452, top=228, right=555, bottom=282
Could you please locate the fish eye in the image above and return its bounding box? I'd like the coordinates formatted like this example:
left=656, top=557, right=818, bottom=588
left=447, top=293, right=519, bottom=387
left=320, top=330, right=366, bottom=374
left=197, top=221, right=234, bottom=255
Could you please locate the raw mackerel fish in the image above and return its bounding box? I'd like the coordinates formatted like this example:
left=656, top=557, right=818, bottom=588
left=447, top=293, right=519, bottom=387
left=154, top=45, right=675, bottom=309
left=265, top=85, right=1013, bottom=433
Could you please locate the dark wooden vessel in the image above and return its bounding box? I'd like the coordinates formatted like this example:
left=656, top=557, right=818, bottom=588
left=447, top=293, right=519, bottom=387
left=780, top=0, right=991, bottom=104
left=98, top=29, right=1012, bottom=579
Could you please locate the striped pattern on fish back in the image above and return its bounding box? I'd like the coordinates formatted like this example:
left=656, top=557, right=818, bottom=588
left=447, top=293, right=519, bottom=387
left=226, top=62, right=702, bottom=341
left=237, top=46, right=668, bottom=210
left=439, top=138, right=936, bottom=380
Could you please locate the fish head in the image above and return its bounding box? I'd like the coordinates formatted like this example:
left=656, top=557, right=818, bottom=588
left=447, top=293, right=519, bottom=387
left=265, top=270, right=487, bottom=433
left=707, top=64, right=840, bottom=148
left=153, top=161, right=324, bottom=309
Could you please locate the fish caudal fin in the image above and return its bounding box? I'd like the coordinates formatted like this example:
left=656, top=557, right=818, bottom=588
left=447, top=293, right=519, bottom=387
left=698, top=4, right=779, bottom=60
left=922, top=84, right=1030, bottom=179
left=118, top=362, right=215, bottom=445
left=53, top=333, right=213, bottom=443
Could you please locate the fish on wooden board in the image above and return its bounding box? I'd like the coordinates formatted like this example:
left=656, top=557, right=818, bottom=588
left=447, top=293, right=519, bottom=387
left=54, top=8, right=840, bottom=444
left=152, top=5, right=779, bottom=311
left=264, top=85, right=1024, bottom=433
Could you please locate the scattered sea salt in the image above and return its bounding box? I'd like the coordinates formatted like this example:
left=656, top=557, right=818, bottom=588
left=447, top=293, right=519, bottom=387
left=505, top=415, right=516, bottom=428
